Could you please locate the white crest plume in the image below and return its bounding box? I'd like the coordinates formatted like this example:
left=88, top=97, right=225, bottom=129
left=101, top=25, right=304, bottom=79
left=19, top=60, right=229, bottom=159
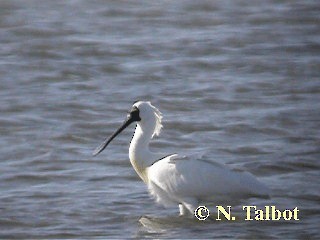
left=149, top=102, right=163, bottom=138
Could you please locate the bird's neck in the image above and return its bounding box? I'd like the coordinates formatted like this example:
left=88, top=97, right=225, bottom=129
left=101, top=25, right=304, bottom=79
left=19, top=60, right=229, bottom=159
left=129, top=123, right=160, bottom=183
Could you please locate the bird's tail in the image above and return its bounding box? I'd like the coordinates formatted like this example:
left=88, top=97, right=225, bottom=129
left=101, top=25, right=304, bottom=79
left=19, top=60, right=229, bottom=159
left=239, top=171, right=271, bottom=198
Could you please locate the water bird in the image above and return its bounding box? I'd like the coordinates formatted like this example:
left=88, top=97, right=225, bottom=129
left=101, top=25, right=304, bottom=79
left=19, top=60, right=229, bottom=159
left=93, top=101, right=270, bottom=216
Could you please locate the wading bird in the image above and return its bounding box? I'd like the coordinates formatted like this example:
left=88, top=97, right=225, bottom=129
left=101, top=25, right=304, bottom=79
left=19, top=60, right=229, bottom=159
left=93, top=101, right=270, bottom=216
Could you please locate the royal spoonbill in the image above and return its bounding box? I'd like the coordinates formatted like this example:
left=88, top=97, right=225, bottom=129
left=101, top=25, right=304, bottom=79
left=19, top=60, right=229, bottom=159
left=93, top=101, right=270, bottom=216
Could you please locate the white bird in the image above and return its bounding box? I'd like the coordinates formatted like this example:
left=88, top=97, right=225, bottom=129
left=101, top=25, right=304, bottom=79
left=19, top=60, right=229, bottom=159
left=93, top=101, right=270, bottom=216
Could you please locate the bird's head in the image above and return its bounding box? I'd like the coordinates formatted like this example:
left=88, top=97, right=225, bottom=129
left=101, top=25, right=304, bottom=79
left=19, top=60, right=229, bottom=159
left=133, top=101, right=163, bottom=138
left=92, top=101, right=162, bottom=156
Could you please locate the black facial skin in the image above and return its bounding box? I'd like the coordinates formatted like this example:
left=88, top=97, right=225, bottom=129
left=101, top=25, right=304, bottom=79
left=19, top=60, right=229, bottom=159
left=129, top=106, right=141, bottom=122
left=92, top=106, right=141, bottom=156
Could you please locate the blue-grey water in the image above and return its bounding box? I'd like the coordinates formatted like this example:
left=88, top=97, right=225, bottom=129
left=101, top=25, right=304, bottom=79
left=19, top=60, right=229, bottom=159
left=1, top=0, right=319, bottom=238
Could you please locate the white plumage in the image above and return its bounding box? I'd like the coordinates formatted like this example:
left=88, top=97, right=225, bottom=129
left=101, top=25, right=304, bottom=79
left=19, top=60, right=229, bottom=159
left=93, top=101, right=270, bottom=216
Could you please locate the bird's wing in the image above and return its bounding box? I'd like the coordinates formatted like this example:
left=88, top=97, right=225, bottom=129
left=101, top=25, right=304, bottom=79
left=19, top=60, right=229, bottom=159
left=147, top=154, right=270, bottom=203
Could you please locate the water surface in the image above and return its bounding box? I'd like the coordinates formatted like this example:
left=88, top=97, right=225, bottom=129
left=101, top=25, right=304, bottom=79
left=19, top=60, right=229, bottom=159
left=0, top=0, right=319, bottom=238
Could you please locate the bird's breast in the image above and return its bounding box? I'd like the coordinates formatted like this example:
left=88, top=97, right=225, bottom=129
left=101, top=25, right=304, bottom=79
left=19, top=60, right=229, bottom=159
left=129, top=156, right=149, bottom=183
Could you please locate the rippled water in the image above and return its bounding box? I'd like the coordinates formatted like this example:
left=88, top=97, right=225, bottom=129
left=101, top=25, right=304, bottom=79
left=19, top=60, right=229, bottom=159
left=1, top=0, right=319, bottom=238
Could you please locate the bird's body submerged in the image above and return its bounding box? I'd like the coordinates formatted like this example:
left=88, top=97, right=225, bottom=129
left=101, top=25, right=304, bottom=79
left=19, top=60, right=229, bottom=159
left=93, top=101, right=270, bottom=216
